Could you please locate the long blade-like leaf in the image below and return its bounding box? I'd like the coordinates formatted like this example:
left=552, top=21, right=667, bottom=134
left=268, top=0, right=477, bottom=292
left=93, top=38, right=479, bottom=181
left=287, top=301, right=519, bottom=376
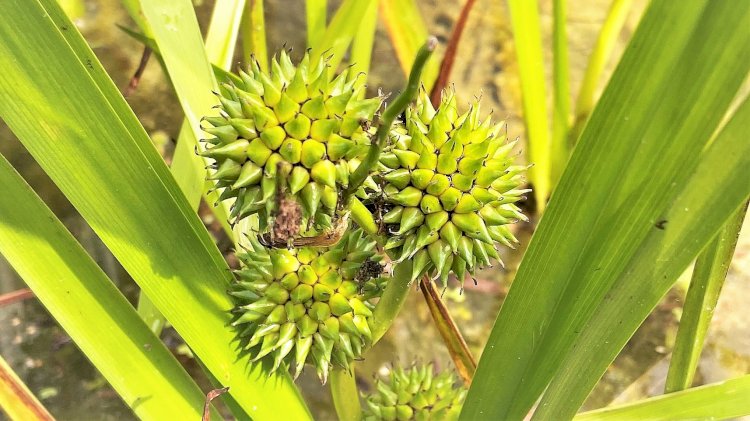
left=0, top=1, right=310, bottom=419
left=570, top=0, right=635, bottom=143
left=460, top=2, right=750, bottom=419
left=0, top=155, right=212, bottom=420
left=664, top=202, right=748, bottom=392
left=138, top=0, right=235, bottom=212
left=575, top=374, right=750, bottom=421
left=349, top=0, right=378, bottom=92
left=507, top=0, right=550, bottom=211
left=312, top=0, right=376, bottom=71
left=378, top=0, right=440, bottom=89
left=204, top=0, right=245, bottom=70
left=241, top=0, right=268, bottom=71
left=306, top=0, right=327, bottom=47
left=137, top=0, right=243, bottom=338
left=550, top=0, right=569, bottom=186
left=534, top=94, right=750, bottom=420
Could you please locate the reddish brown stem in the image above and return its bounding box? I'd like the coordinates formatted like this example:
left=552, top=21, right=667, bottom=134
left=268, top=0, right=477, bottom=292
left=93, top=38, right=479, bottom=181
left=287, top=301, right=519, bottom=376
left=429, top=0, right=478, bottom=106
left=125, top=47, right=152, bottom=97
left=419, top=276, right=477, bottom=385
left=0, top=355, right=55, bottom=421
left=0, top=288, right=34, bottom=307
left=201, top=387, right=229, bottom=421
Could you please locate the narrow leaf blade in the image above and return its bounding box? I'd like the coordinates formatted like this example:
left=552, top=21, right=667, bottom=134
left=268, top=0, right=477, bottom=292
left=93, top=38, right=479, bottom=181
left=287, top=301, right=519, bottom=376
left=460, top=1, right=750, bottom=419
left=664, top=202, right=748, bottom=392
left=507, top=0, right=550, bottom=210
left=575, top=375, right=750, bottom=421
left=0, top=156, right=210, bottom=420
left=378, top=0, right=440, bottom=89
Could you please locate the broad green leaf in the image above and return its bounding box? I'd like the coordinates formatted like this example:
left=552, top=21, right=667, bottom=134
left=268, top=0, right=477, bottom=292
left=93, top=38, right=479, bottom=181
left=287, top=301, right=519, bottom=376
left=575, top=374, right=750, bottom=421
left=570, top=0, right=635, bottom=143
left=460, top=2, right=750, bottom=420
left=535, top=95, right=750, bottom=420
left=550, top=0, right=569, bottom=186
left=506, top=0, right=550, bottom=211
left=241, top=0, right=268, bottom=71
left=378, top=0, right=439, bottom=89
left=160, top=0, right=244, bottom=233
left=312, top=0, right=376, bottom=71
left=0, top=1, right=311, bottom=419
left=306, top=0, right=327, bottom=47
left=136, top=0, right=244, bottom=335
left=664, top=203, right=748, bottom=393
left=0, top=156, right=213, bottom=420
left=138, top=0, right=233, bottom=213
left=0, top=354, right=54, bottom=421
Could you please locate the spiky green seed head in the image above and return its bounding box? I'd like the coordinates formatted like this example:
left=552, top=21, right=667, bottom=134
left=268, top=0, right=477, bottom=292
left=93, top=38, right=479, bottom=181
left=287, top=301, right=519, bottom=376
left=362, top=364, right=466, bottom=421
left=201, top=50, right=382, bottom=233
left=230, top=229, right=385, bottom=383
left=377, top=88, right=529, bottom=285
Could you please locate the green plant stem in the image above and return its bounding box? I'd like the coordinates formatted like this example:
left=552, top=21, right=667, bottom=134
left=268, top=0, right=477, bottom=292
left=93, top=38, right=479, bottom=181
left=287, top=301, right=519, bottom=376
left=341, top=38, right=440, bottom=384
left=569, top=0, right=634, bottom=144
left=330, top=367, right=362, bottom=421
left=419, top=276, right=477, bottom=385
left=664, top=200, right=748, bottom=393
left=344, top=36, right=437, bottom=202
left=241, top=0, right=268, bottom=72
left=550, top=0, right=570, bottom=187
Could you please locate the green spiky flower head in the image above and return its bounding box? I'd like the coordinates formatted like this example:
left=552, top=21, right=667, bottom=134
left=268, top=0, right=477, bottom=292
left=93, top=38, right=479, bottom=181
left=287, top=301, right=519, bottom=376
left=202, top=50, right=382, bottom=233
left=230, top=229, right=384, bottom=383
left=362, top=364, right=466, bottom=421
left=378, top=88, right=528, bottom=284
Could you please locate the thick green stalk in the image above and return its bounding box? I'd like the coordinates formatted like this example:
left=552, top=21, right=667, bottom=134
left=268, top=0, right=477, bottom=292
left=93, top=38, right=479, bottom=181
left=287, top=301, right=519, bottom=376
left=550, top=0, right=570, bottom=187
left=330, top=367, right=362, bottom=421
left=664, top=201, right=748, bottom=392
left=344, top=36, right=437, bottom=202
